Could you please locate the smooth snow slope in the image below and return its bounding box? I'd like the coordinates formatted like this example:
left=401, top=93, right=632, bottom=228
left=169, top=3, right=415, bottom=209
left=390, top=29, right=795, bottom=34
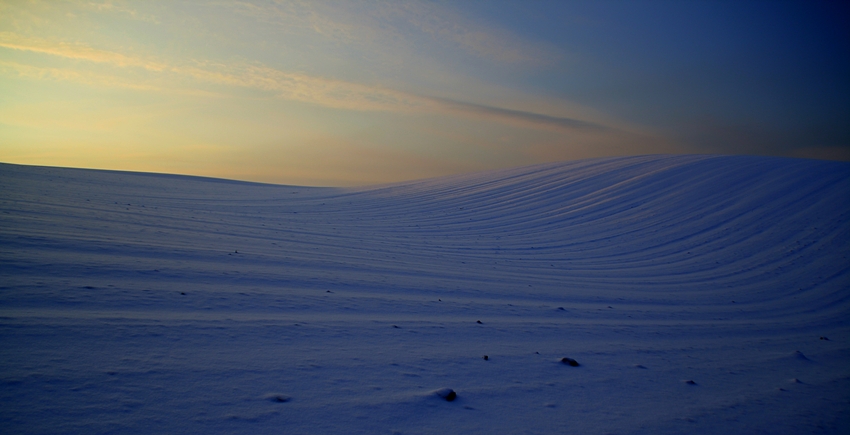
left=1, top=155, right=848, bottom=434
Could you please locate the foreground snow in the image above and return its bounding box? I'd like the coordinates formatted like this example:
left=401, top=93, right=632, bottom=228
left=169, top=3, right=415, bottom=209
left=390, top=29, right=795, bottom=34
left=1, top=155, right=848, bottom=434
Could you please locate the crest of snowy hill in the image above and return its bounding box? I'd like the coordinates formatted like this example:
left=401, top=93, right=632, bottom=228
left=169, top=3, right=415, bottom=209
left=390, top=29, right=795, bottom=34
left=0, top=154, right=848, bottom=435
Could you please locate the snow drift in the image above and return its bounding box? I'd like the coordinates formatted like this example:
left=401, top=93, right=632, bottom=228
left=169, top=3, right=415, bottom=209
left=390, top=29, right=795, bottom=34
left=1, top=154, right=848, bottom=434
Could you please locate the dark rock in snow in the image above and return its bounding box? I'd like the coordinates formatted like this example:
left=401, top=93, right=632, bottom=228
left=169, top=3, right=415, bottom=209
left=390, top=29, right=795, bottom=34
left=476, top=320, right=482, bottom=324
left=557, top=307, right=565, bottom=311
left=434, top=388, right=457, bottom=402
left=561, top=357, right=579, bottom=366
left=819, top=336, right=829, bottom=340
left=684, top=380, right=697, bottom=385
left=263, top=394, right=291, bottom=403
left=482, top=355, right=489, bottom=360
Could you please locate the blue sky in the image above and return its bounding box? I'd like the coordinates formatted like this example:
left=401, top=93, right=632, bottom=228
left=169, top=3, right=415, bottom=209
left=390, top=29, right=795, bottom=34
left=1, top=0, right=847, bottom=185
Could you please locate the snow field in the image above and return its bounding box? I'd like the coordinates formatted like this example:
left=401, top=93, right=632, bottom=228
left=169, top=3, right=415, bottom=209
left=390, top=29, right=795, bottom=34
left=1, top=154, right=848, bottom=434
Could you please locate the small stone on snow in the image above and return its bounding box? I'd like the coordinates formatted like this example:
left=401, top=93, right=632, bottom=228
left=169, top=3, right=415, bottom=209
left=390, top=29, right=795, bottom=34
left=561, top=357, right=579, bottom=366
left=263, top=394, right=291, bottom=403
left=434, top=388, right=457, bottom=402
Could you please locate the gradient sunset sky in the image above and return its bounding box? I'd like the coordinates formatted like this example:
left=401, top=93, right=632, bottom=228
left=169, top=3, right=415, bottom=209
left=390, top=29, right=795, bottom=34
left=1, top=0, right=848, bottom=186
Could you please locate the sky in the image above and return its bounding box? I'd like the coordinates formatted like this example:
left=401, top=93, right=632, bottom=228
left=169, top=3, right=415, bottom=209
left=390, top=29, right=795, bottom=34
left=1, top=0, right=848, bottom=186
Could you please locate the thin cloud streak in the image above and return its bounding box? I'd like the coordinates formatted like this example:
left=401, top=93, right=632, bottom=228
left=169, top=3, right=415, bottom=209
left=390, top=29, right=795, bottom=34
left=223, top=0, right=557, bottom=66
left=0, top=60, right=160, bottom=91
left=0, top=32, right=606, bottom=132
left=0, top=32, right=420, bottom=110
left=429, top=97, right=609, bottom=132
left=386, top=1, right=558, bottom=65
left=0, top=32, right=167, bottom=71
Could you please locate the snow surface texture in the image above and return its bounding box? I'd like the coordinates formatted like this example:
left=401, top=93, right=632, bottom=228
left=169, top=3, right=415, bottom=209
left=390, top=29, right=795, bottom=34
left=1, top=155, right=848, bottom=434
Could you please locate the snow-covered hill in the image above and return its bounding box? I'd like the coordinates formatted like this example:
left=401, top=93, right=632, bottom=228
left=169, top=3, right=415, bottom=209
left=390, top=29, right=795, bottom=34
left=1, top=155, right=848, bottom=434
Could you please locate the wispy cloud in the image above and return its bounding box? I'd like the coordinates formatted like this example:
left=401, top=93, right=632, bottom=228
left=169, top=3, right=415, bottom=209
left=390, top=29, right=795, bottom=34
left=223, top=0, right=557, bottom=66
left=384, top=1, right=557, bottom=65
left=223, top=0, right=371, bottom=45
left=429, top=97, right=608, bottom=132
left=0, top=31, right=603, bottom=132
left=0, top=60, right=222, bottom=97
left=0, top=32, right=167, bottom=71
left=69, top=0, right=160, bottom=23
left=174, top=62, right=429, bottom=111
left=0, top=60, right=162, bottom=91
